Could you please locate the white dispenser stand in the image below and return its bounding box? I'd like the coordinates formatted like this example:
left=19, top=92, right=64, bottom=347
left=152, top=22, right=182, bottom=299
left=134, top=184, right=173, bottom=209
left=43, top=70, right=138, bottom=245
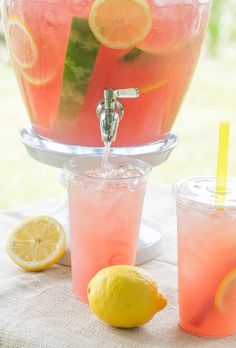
left=20, top=125, right=177, bottom=266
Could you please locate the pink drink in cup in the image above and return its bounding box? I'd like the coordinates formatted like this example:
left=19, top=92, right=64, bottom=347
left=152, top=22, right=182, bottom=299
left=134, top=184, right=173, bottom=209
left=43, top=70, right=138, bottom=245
left=175, top=177, right=236, bottom=337
left=64, top=156, right=151, bottom=302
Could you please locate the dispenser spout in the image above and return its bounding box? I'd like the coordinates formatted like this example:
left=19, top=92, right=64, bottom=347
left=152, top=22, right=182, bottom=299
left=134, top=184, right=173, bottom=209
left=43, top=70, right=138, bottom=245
left=96, top=88, right=139, bottom=144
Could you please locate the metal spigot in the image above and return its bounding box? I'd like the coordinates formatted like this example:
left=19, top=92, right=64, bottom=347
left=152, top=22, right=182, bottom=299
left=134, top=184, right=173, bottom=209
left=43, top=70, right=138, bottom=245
left=96, top=88, right=140, bottom=144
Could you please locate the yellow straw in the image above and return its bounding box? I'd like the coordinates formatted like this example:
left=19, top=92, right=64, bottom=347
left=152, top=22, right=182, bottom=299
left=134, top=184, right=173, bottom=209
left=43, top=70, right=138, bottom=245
left=216, top=121, right=230, bottom=197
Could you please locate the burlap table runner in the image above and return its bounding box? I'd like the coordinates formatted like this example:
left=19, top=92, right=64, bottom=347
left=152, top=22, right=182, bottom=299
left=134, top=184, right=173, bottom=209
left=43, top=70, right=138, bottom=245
left=0, top=180, right=234, bottom=347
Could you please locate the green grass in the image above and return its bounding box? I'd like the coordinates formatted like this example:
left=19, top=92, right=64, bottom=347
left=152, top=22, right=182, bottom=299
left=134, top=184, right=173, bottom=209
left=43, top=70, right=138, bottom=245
left=0, top=57, right=236, bottom=209
left=152, top=56, right=236, bottom=183
left=0, top=64, right=64, bottom=210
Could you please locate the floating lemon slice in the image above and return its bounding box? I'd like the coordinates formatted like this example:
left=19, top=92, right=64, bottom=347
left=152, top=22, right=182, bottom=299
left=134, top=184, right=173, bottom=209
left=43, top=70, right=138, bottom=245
left=7, top=16, right=56, bottom=86
left=88, top=0, right=152, bottom=49
left=6, top=216, right=66, bottom=271
left=7, top=16, right=38, bottom=69
left=215, top=268, right=236, bottom=312
left=19, top=65, right=56, bottom=87
left=140, top=79, right=167, bottom=94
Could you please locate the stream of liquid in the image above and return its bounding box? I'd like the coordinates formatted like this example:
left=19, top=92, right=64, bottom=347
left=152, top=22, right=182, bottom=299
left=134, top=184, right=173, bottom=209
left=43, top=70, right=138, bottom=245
left=101, top=142, right=112, bottom=178
left=85, top=142, right=143, bottom=181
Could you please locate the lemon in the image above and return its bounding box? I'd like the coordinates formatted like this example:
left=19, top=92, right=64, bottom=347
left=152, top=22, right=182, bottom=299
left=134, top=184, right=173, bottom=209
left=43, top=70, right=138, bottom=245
left=88, top=0, right=152, bottom=49
left=7, top=16, right=38, bottom=69
left=140, top=79, right=167, bottom=94
left=6, top=216, right=66, bottom=271
left=7, top=16, right=57, bottom=87
left=20, top=69, right=56, bottom=87
left=87, top=265, right=167, bottom=328
left=19, top=66, right=56, bottom=87
left=215, top=268, right=236, bottom=312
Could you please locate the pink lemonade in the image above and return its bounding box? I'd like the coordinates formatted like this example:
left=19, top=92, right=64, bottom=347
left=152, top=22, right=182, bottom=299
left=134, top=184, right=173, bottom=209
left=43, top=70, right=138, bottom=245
left=2, top=0, right=211, bottom=146
left=175, top=177, right=236, bottom=337
left=64, top=156, right=150, bottom=302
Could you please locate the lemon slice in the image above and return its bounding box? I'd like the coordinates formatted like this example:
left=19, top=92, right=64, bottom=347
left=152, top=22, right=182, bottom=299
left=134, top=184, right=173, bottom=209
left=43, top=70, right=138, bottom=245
left=88, top=0, right=152, bottom=49
left=7, top=16, right=38, bottom=69
left=7, top=17, right=56, bottom=86
left=215, top=268, right=236, bottom=312
left=19, top=66, right=56, bottom=87
left=6, top=216, right=66, bottom=271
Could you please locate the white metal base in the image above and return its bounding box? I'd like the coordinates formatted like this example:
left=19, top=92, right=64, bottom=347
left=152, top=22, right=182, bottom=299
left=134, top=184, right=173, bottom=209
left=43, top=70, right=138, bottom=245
left=48, top=200, right=162, bottom=266
left=136, top=218, right=162, bottom=265
left=19, top=125, right=169, bottom=266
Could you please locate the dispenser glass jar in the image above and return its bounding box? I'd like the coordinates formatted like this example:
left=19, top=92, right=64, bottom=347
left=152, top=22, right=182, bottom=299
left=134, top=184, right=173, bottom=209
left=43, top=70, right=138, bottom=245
left=2, top=0, right=211, bottom=146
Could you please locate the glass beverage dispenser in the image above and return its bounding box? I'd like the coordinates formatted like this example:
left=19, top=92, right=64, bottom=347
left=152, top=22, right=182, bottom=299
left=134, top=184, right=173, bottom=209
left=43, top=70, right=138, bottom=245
left=2, top=0, right=211, bottom=148
left=1, top=0, right=212, bottom=265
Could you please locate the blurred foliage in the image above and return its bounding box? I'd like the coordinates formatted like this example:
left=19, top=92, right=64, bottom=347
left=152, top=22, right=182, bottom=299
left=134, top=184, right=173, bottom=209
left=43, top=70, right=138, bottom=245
left=0, top=2, right=5, bottom=43
left=208, top=0, right=223, bottom=56
left=208, top=0, right=236, bottom=56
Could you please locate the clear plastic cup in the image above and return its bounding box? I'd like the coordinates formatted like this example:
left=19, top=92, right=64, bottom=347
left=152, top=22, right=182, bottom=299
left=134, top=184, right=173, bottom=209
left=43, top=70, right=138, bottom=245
left=64, top=155, right=151, bottom=302
left=174, top=176, right=236, bottom=337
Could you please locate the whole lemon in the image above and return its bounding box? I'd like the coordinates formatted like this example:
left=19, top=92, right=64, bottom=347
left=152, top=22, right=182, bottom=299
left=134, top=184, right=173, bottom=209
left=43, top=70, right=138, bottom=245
left=87, top=265, right=167, bottom=328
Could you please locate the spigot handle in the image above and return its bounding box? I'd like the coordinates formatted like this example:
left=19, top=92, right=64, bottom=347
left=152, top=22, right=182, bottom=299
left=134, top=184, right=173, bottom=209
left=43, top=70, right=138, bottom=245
left=97, top=87, right=140, bottom=144
left=114, top=88, right=140, bottom=99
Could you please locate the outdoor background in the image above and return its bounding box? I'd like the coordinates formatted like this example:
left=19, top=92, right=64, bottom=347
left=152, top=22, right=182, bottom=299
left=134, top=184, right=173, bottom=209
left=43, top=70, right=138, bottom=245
left=0, top=0, right=236, bottom=210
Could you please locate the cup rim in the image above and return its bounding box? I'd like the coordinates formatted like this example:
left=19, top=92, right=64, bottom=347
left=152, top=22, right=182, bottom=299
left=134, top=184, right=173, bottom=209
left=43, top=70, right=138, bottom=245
left=174, top=176, right=236, bottom=210
left=63, top=154, right=152, bottom=182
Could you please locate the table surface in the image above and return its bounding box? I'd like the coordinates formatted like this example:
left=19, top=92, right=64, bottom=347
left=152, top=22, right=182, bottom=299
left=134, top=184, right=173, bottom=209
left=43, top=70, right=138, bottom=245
left=0, top=180, right=235, bottom=348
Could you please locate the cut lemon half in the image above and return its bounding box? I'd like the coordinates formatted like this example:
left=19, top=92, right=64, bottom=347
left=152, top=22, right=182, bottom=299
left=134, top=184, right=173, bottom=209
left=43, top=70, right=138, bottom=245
left=6, top=216, right=66, bottom=271
left=88, top=0, right=152, bottom=49
left=7, top=16, right=38, bottom=69
left=215, top=268, right=236, bottom=312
